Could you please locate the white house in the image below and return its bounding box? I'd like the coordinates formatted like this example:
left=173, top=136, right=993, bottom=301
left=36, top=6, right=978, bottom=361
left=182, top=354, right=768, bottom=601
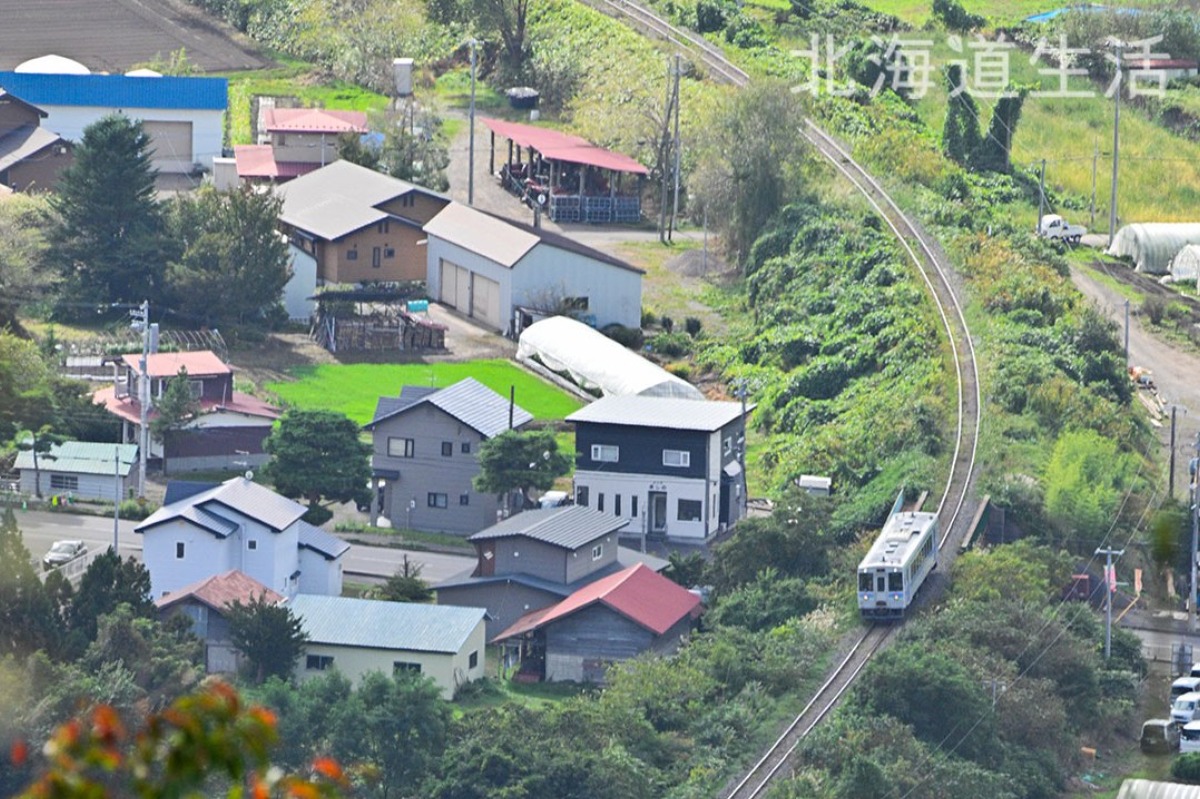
left=289, top=594, right=487, bottom=699
left=135, top=477, right=349, bottom=600
left=15, top=441, right=137, bottom=501
left=567, top=396, right=753, bottom=541
left=0, top=61, right=226, bottom=173
left=424, top=202, right=643, bottom=335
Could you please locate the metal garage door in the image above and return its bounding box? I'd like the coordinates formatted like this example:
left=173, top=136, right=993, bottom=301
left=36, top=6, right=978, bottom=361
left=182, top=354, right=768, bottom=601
left=439, top=260, right=470, bottom=311
left=142, top=120, right=193, bottom=172
left=471, top=273, right=501, bottom=329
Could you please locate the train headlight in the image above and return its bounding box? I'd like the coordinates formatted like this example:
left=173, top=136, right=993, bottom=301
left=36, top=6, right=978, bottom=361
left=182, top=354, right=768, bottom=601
left=892, top=593, right=902, bottom=600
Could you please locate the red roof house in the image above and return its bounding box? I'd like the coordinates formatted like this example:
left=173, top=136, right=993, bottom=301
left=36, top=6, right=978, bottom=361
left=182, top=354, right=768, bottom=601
left=492, top=563, right=702, bottom=683
left=156, top=570, right=283, bottom=674
left=236, top=107, right=372, bottom=184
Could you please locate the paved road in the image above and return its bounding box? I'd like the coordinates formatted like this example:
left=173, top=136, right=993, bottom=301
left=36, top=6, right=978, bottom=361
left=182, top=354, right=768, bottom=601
left=10, top=508, right=473, bottom=583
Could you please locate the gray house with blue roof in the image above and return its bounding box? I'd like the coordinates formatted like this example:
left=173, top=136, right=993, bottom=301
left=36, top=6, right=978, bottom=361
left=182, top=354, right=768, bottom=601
left=364, top=377, right=533, bottom=535
left=288, top=594, right=486, bottom=699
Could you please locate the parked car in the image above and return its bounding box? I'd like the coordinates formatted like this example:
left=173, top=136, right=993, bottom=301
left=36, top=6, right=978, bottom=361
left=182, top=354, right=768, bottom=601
left=537, top=490, right=570, bottom=508
left=1038, top=214, right=1086, bottom=244
left=1183, top=721, right=1200, bottom=753
left=1172, top=692, right=1200, bottom=726
left=43, top=539, right=87, bottom=571
left=1142, top=718, right=1181, bottom=754
left=1172, top=676, right=1200, bottom=706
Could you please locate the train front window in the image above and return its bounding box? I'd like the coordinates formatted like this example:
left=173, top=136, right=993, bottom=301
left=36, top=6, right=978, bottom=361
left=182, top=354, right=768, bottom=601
left=888, top=571, right=903, bottom=592
left=859, top=572, right=872, bottom=591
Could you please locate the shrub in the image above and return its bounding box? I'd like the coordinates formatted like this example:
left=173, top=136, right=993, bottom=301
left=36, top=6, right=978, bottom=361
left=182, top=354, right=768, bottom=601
left=1143, top=296, right=1166, bottom=325
left=302, top=503, right=334, bottom=526
left=1174, top=753, right=1200, bottom=784
left=649, top=332, right=692, bottom=358
left=932, top=0, right=984, bottom=30
left=685, top=317, right=703, bottom=337
left=666, top=361, right=692, bottom=380
left=661, top=316, right=675, bottom=333
left=118, top=499, right=154, bottom=521
left=602, top=324, right=645, bottom=350
left=641, top=309, right=658, bottom=328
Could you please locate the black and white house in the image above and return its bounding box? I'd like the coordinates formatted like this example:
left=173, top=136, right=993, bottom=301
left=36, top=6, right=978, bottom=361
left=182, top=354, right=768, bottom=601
left=566, top=396, right=753, bottom=542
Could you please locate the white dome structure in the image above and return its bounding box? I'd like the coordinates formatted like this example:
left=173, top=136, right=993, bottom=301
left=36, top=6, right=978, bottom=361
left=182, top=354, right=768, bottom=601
left=1106, top=223, right=1200, bottom=275
left=14, top=54, right=90, bottom=75
left=124, top=68, right=162, bottom=77
left=1170, top=244, right=1200, bottom=285
left=517, top=315, right=704, bottom=400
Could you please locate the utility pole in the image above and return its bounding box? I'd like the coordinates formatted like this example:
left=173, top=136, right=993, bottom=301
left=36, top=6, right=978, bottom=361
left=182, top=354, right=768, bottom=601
left=468, top=39, right=478, bottom=207
left=1037, top=158, right=1047, bottom=233
left=113, top=446, right=120, bottom=553
left=658, top=56, right=676, bottom=244
left=669, top=53, right=682, bottom=241
left=1096, top=546, right=1125, bottom=658
left=130, top=300, right=150, bottom=499
left=1170, top=405, right=1178, bottom=499
left=1124, top=298, right=1130, bottom=365
left=1108, top=39, right=1125, bottom=248
left=1192, top=432, right=1200, bottom=633
left=1090, top=141, right=1099, bottom=229
left=738, top=379, right=749, bottom=519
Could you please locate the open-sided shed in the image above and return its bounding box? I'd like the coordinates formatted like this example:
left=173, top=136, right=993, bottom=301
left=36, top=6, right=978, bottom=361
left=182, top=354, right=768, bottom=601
left=1107, top=223, right=1200, bottom=275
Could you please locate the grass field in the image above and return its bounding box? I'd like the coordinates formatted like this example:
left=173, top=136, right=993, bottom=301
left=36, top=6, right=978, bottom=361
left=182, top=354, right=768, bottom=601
left=264, top=360, right=584, bottom=424
left=861, top=0, right=1176, bottom=27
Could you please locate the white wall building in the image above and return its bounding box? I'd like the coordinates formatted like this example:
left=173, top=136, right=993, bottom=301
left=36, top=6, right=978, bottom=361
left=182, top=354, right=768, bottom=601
left=424, top=202, right=643, bottom=334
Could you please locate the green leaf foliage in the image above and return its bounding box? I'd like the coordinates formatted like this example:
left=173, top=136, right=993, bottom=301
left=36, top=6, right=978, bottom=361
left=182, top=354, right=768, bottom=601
left=66, top=549, right=154, bottom=657
left=226, top=594, right=308, bottom=684
left=1043, top=428, right=1139, bottom=551
left=950, top=539, right=1073, bottom=605
left=705, top=568, right=815, bottom=633
left=472, top=429, right=571, bottom=506
left=263, top=410, right=372, bottom=509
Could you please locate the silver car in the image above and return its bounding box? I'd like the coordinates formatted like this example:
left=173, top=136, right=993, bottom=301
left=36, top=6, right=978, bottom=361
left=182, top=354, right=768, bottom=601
left=43, top=540, right=87, bottom=571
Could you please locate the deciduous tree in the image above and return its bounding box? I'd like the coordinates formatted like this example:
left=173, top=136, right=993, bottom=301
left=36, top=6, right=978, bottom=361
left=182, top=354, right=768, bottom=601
left=473, top=429, right=571, bottom=510
left=0, top=193, right=55, bottom=332
left=262, top=410, right=372, bottom=524
left=226, top=593, right=308, bottom=684
left=51, top=115, right=168, bottom=316
left=148, top=366, right=201, bottom=474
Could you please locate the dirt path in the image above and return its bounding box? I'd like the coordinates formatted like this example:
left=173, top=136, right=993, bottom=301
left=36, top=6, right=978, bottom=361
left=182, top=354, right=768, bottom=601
left=1070, top=264, right=1200, bottom=502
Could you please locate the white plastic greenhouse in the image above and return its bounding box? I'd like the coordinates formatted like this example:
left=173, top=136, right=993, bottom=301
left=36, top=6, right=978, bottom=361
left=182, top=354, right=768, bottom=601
left=1169, top=244, right=1200, bottom=284
left=516, top=316, right=704, bottom=400
left=1106, top=223, right=1200, bottom=275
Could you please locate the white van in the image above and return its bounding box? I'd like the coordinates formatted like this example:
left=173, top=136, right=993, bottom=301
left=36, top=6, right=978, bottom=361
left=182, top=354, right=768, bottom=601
left=1172, top=677, right=1200, bottom=706
left=1172, top=692, right=1200, bottom=726
left=1183, top=721, right=1200, bottom=753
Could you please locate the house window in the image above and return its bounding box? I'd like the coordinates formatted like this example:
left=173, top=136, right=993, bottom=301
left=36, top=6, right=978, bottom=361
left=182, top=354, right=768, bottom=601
left=428, top=492, right=448, bottom=509
left=49, top=474, right=79, bottom=491
left=631, top=495, right=638, bottom=518
left=378, top=220, right=390, bottom=234
left=187, top=380, right=204, bottom=399
left=401, top=193, right=414, bottom=207
left=384, top=247, right=396, bottom=259
left=306, top=655, right=334, bottom=671
left=614, top=494, right=622, bottom=516
left=372, top=246, right=382, bottom=268
left=346, top=248, right=358, bottom=261
left=677, top=499, right=702, bottom=521
left=441, top=442, right=453, bottom=457
left=663, top=449, right=691, bottom=468
left=248, top=540, right=257, bottom=551
left=592, top=544, right=603, bottom=560
left=724, top=436, right=733, bottom=455
left=388, top=437, right=415, bottom=458
left=460, top=494, right=470, bottom=506
left=597, top=493, right=605, bottom=512
left=394, top=661, right=422, bottom=674
left=469, top=650, right=479, bottom=669
left=576, top=486, right=589, bottom=507
left=176, top=542, right=185, bottom=559
left=591, top=444, right=619, bottom=463
left=461, top=442, right=471, bottom=454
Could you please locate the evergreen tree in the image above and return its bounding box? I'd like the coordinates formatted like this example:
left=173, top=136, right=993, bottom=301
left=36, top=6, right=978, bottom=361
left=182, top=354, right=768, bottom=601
left=942, top=64, right=981, bottom=167
left=149, top=366, right=201, bottom=474
left=67, top=549, right=154, bottom=657
left=51, top=115, right=168, bottom=317
left=473, top=429, right=572, bottom=510
left=0, top=507, right=63, bottom=657
left=226, top=594, right=308, bottom=684
left=973, top=86, right=1030, bottom=174
left=377, top=554, right=433, bottom=603
left=262, top=410, right=372, bottom=524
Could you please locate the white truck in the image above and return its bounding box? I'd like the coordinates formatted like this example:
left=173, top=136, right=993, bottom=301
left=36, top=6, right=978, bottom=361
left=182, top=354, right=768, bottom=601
left=1038, top=214, right=1087, bottom=245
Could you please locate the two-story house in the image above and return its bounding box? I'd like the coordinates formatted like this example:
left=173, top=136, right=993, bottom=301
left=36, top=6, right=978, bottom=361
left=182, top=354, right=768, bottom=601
left=567, top=396, right=754, bottom=542
left=92, top=350, right=279, bottom=474
left=275, top=159, right=449, bottom=287
left=363, top=377, right=533, bottom=535
left=233, top=107, right=369, bottom=184
left=0, top=88, right=71, bottom=191
left=135, top=476, right=349, bottom=600
left=435, top=505, right=667, bottom=638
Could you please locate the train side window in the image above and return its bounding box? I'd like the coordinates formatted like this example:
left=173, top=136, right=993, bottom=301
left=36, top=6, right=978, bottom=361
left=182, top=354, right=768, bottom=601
left=888, top=571, right=903, bottom=592
left=858, top=572, right=872, bottom=591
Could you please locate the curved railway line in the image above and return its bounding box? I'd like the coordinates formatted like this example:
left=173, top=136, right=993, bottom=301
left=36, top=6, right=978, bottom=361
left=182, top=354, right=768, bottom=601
left=575, top=1, right=983, bottom=795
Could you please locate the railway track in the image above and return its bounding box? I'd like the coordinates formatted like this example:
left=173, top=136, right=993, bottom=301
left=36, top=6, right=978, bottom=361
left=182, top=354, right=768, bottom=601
left=572, top=1, right=983, bottom=795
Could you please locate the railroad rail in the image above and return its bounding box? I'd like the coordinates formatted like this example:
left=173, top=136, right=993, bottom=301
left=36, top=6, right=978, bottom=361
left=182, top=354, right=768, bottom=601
left=572, top=1, right=982, bottom=795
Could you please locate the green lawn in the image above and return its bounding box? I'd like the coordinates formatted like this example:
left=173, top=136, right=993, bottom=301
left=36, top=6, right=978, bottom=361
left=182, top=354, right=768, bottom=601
left=862, top=0, right=1175, bottom=27
left=264, top=360, right=584, bottom=424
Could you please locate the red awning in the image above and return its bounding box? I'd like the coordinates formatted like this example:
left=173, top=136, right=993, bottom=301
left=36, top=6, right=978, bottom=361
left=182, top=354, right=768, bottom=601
left=481, top=117, right=648, bottom=175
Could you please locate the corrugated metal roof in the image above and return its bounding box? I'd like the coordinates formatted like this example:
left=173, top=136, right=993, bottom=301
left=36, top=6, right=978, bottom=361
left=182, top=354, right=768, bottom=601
left=155, top=570, right=282, bottom=611
left=1117, top=780, right=1200, bottom=799
left=264, top=108, right=368, bottom=133
left=276, top=160, right=446, bottom=241
left=365, top=378, right=531, bottom=437
left=469, top=505, right=628, bottom=549
left=14, top=441, right=137, bottom=477
left=163, top=481, right=219, bottom=505
left=492, top=563, right=701, bottom=642
left=0, top=71, right=227, bottom=110
left=288, top=595, right=485, bottom=654
left=122, top=350, right=230, bottom=378
left=0, top=125, right=62, bottom=171
left=566, top=395, right=751, bottom=431
left=297, top=522, right=350, bottom=560
left=137, top=477, right=306, bottom=536
left=423, top=202, right=539, bottom=267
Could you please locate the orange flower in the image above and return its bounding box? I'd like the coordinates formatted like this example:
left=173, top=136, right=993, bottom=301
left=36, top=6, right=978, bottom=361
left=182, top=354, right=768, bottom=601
left=312, top=757, right=343, bottom=781
left=10, top=739, right=28, bottom=766
left=250, top=706, right=278, bottom=729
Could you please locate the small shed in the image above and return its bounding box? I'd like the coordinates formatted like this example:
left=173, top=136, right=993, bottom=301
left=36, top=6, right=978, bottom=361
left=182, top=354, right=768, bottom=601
left=1107, top=223, right=1200, bottom=275
left=516, top=316, right=703, bottom=399
left=16, top=441, right=137, bottom=500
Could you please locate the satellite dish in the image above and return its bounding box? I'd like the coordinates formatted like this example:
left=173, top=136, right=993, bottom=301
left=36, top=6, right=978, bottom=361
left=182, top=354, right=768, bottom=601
left=244, top=470, right=254, bottom=481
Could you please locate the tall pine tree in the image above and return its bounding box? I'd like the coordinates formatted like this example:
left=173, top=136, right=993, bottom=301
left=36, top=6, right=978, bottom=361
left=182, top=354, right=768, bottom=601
left=0, top=507, right=63, bottom=657
left=942, top=64, right=981, bottom=167
left=51, top=115, right=168, bottom=318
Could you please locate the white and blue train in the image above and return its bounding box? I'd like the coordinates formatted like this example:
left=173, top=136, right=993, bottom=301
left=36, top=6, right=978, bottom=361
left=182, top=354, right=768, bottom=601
left=857, top=510, right=939, bottom=620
